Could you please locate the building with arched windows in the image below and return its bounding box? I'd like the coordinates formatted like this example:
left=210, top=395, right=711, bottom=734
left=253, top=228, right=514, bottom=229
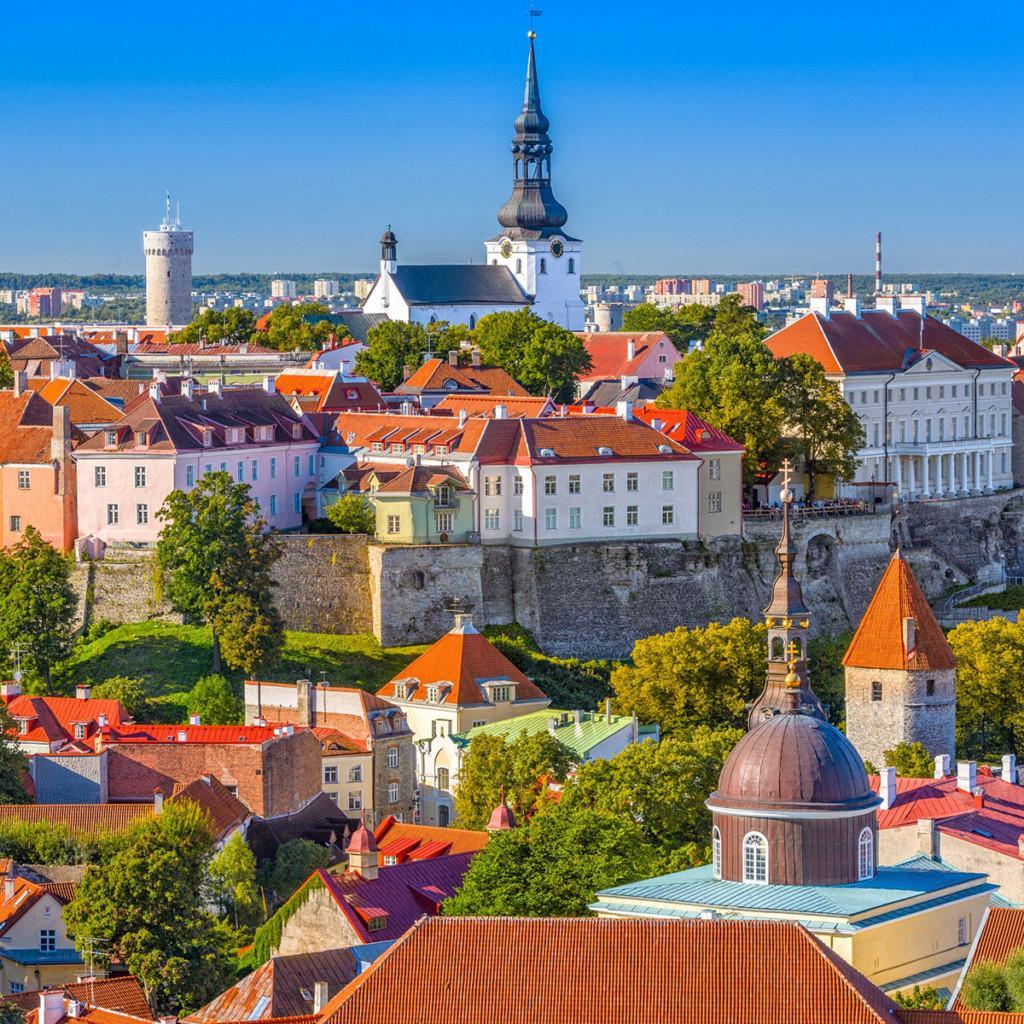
left=361, top=32, right=584, bottom=331
left=592, top=486, right=997, bottom=1000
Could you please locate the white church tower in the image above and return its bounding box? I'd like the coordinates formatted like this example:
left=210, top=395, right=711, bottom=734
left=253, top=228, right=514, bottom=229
left=484, top=30, right=584, bottom=330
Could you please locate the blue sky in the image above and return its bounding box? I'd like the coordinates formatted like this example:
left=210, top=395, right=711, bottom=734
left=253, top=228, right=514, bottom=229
left=3, top=0, right=1022, bottom=275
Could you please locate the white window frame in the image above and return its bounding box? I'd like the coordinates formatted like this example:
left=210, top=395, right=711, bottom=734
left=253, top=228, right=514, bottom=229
left=386, top=515, right=401, bottom=535
left=712, top=826, right=722, bottom=879
left=742, top=831, right=768, bottom=884
left=544, top=507, right=557, bottom=531
left=858, top=827, right=874, bottom=881
left=387, top=747, right=399, bottom=769
left=568, top=507, right=581, bottom=530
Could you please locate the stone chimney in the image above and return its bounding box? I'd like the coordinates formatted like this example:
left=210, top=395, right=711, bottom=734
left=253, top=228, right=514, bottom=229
left=313, top=982, right=329, bottom=1014
left=13, top=371, right=27, bottom=398
left=917, top=817, right=937, bottom=858
left=957, top=761, right=977, bottom=794
left=934, top=753, right=951, bottom=778
left=471, top=349, right=481, bottom=367
left=75, top=684, right=91, bottom=700
left=879, top=766, right=897, bottom=810
left=448, top=350, right=459, bottom=366
left=844, top=295, right=862, bottom=318
left=296, top=678, right=315, bottom=728
left=1005, top=754, right=1019, bottom=784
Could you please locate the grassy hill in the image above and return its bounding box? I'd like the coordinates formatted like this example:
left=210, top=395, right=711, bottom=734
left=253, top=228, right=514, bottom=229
left=57, top=622, right=427, bottom=722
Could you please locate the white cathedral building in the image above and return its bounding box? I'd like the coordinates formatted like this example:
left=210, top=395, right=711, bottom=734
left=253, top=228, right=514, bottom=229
left=361, top=32, right=585, bottom=332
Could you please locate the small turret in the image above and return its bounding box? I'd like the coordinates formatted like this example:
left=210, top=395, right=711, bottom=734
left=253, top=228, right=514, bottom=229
left=380, top=226, right=397, bottom=275
left=486, top=787, right=516, bottom=832
left=346, top=813, right=379, bottom=880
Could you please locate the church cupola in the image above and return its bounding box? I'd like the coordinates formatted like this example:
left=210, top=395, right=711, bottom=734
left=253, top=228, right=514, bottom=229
left=748, top=460, right=826, bottom=728
left=380, top=226, right=398, bottom=274
left=496, top=31, right=569, bottom=240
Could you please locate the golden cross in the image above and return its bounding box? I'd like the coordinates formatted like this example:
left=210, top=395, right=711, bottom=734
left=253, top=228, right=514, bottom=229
left=781, top=458, right=793, bottom=493
left=786, top=639, right=800, bottom=665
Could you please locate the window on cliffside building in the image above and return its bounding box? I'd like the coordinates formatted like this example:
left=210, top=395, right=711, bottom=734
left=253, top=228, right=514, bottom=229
left=871, top=681, right=883, bottom=702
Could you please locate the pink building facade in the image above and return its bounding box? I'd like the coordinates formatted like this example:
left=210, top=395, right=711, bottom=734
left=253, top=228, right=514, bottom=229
left=73, top=383, right=320, bottom=549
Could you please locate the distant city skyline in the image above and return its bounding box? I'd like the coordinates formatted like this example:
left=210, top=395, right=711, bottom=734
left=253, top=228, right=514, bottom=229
left=2, top=0, right=1022, bottom=275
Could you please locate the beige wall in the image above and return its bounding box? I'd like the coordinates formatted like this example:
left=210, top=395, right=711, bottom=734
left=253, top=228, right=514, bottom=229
left=698, top=449, right=743, bottom=540
left=0, top=893, right=77, bottom=993
left=321, top=750, right=373, bottom=819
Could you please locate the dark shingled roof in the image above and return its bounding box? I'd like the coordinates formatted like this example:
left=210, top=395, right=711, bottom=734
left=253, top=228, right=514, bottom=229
left=388, top=266, right=528, bottom=307
left=308, top=312, right=389, bottom=344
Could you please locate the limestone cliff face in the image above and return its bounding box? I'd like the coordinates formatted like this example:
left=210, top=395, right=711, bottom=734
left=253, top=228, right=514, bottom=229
left=77, top=490, right=1024, bottom=661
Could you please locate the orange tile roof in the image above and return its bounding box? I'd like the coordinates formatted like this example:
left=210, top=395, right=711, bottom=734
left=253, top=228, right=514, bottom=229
left=574, top=331, right=680, bottom=381
left=26, top=378, right=120, bottom=425
left=521, top=415, right=697, bottom=463
left=433, top=394, right=553, bottom=418
left=953, top=907, right=1024, bottom=1011
left=373, top=816, right=488, bottom=863
left=6, top=977, right=153, bottom=1023
left=399, top=358, right=529, bottom=396
left=843, top=552, right=955, bottom=670
left=0, top=803, right=154, bottom=832
left=319, top=916, right=905, bottom=1024
left=0, top=876, right=48, bottom=931
left=378, top=621, right=547, bottom=707
left=0, top=391, right=58, bottom=464
left=765, top=311, right=1013, bottom=375
left=170, top=775, right=250, bottom=838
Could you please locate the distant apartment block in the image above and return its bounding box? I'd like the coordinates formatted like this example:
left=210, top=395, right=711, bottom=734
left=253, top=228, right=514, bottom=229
left=736, top=282, right=765, bottom=311
left=271, top=279, right=298, bottom=299
left=314, top=279, right=340, bottom=300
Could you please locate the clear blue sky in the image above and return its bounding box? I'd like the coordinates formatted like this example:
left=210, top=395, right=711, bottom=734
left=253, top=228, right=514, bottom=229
left=4, top=0, right=1022, bottom=276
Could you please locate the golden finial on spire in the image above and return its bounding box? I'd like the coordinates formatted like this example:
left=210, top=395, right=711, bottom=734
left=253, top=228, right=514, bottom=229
left=784, top=640, right=801, bottom=688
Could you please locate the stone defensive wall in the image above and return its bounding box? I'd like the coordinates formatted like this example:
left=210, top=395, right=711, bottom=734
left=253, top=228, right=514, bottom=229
left=77, top=489, right=1024, bottom=660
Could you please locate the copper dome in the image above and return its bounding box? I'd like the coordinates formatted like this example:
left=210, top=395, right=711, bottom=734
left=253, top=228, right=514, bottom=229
left=707, top=714, right=879, bottom=815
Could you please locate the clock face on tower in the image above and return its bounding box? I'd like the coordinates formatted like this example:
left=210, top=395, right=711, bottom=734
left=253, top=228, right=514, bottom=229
left=550, top=238, right=565, bottom=258
left=499, top=239, right=513, bottom=259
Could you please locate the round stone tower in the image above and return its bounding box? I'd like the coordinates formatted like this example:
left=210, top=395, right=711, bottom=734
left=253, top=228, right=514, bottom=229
left=144, top=194, right=193, bottom=327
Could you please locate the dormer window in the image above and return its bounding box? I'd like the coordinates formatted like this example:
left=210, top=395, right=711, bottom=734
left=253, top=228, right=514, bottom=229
left=597, top=446, right=613, bottom=457
left=202, top=428, right=213, bottom=448
left=390, top=443, right=404, bottom=454
left=73, top=723, right=86, bottom=740
left=105, top=430, right=117, bottom=447
left=443, top=379, right=459, bottom=391
left=434, top=445, right=449, bottom=455
left=17, top=719, right=28, bottom=736
left=135, top=430, right=148, bottom=448
left=539, top=447, right=555, bottom=458
left=292, top=424, right=302, bottom=439
left=426, top=685, right=441, bottom=704
left=371, top=442, right=384, bottom=453
left=485, top=682, right=515, bottom=704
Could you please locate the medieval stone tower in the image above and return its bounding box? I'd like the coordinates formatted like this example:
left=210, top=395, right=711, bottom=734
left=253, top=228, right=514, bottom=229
left=144, top=194, right=193, bottom=327
left=843, top=551, right=956, bottom=769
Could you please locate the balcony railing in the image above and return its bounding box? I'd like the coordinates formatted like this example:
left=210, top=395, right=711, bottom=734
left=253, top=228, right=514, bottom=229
left=742, top=500, right=877, bottom=521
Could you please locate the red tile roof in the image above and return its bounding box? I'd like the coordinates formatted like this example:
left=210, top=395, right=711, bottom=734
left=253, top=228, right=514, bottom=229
left=319, top=917, right=906, bottom=1024
left=378, top=620, right=546, bottom=707
left=574, top=331, right=681, bottom=381
left=317, top=854, right=474, bottom=944
left=0, top=803, right=154, bottom=832
left=373, top=816, right=488, bottom=863
left=953, top=907, right=1024, bottom=1011
left=843, top=553, right=955, bottom=670
left=170, top=775, right=250, bottom=838
left=275, top=374, right=384, bottom=414
left=519, top=415, right=697, bottom=464
left=26, top=378, right=120, bottom=425
left=433, top=394, right=553, bottom=418
left=0, top=391, right=60, bottom=465
left=184, top=949, right=358, bottom=1022
left=6, top=976, right=152, bottom=1021
left=765, top=311, right=1013, bottom=375
left=106, top=723, right=293, bottom=745
left=632, top=406, right=745, bottom=453
left=343, top=463, right=470, bottom=496
left=398, top=359, right=529, bottom=397
left=4, top=692, right=130, bottom=747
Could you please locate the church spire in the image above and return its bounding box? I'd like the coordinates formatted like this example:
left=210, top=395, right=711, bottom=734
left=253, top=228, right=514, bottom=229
left=496, top=30, right=569, bottom=240
left=748, top=460, right=826, bottom=727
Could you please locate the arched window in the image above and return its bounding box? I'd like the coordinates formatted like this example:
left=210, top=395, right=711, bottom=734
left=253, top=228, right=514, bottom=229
left=712, top=826, right=722, bottom=879
left=539, top=257, right=547, bottom=275
left=567, top=257, right=575, bottom=274
left=742, top=832, right=768, bottom=884
left=858, top=827, right=874, bottom=880
left=469, top=314, right=476, bottom=329
left=439, top=804, right=450, bottom=827
left=770, top=636, right=785, bottom=661
left=429, top=314, right=437, bottom=324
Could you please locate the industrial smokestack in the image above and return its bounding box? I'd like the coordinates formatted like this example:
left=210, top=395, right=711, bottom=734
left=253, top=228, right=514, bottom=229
left=875, top=231, right=882, bottom=295
left=846, top=272, right=854, bottom=299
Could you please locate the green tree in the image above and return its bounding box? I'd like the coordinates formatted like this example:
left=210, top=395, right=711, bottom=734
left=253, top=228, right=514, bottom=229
left=807, top=632, right=851, bottom=727
left=621, top=302, right=716, bottom=352
left=611, top=618, right=766, bottom=734
left=63, top=801, right=235, bottom=1015
left=962, top=962, right=1010, bottom=1011
left=0, top=705, right=28, bottom=804
left=0, top=527, right=76, bottom=691
left=261, top=303, right=339, bottom=351
left=882, top=741, right=934, bottom=777
left=354, top=320, right=430, bottom=391
left=948, top=615, right=1024, bottom=757
left=170, top=308, right=257, bottom=347
left=474, top=310, right=591, bottom=401
left=560, top=727, right=740, bottom=852
left=91, top=676, right=151, bottom=720
left=454, top=730, right=577, bottom=831
left=208, top=831, right=261, bottom=929
left=0, top=348, right=13, bottom=390
left=326, top=494, right=376, bottom=535
left=263, top=839, right=332, bottom=904
left=444, top=805, right=663, bottom=917
left=212, top=592, right=284, bottom=678
left=892, top=985, right=945, bottom=1010
left=778, top=353, right=864, bottom=500
left=0, top=1001, right=25, bottom=1024
left=1006, top=950, right=1024, bottom=1011
left=187, top=674, right=243, bottom=726
left=156, top=472, right=283, bottom=673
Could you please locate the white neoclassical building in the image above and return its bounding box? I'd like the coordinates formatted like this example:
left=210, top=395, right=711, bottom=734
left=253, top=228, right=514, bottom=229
left=766, top=298, right=1015, bottom=500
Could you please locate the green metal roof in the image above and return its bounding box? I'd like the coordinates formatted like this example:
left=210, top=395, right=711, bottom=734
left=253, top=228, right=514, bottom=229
left=593, top=863, right=995, bottom=923
left=452, top=708, right=643, bottom=759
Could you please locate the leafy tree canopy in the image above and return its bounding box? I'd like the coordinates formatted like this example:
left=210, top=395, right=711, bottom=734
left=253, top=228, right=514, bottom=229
left=0, top=527, right=76, bottom=691
left=213, top=591, right=284, bottom=678
left=354, top=320, right=464, bottom=392
left=170, top=308, right=257, bottom=347
left=208, top=831, right=261, bottom=930
left=259, top=303, right=342, bottom=352
left=0, top=704, right=29, bottom=805
left=187, top=674, right=243, bottom=725
left=621, top=302, right=717, bottom=352
left=326, top=494, right=376, bottom=535
left=63, top=800, right=236, bottom=1015
left=261, top=838, right=332, bottom=904
left=882, top=741, right=935, bottom=777
left=91, top=676, right=152, bottom=720
left=454, top=731, right=577, bottom=831
left=611, top=618, right=767, bottom=734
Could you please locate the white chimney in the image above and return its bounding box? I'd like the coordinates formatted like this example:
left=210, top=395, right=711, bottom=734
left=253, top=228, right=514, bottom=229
left=75, top=684, right=91, bottom=700
left=181, top=377, right=195, bottom=401
left=13, top=371, right=27, bottom=397
left=189, top=714, right=201, bottom=726
left=153, top=789, right=164, bottom=813
left=876, top=295, right=900, bottom=317
left=458, top=409, right=468, bottom=427
left=4, top=877, right=14, bottom=901
left=616, top=400, right=633, bottom=422
left=879, top=766, right=897, bottom=810
left=40, top=991, right=64, bottom=1024
left=0, top=680, right=21, bottom=700
left=809, top=295, right=831, bottom=318
left=177, top=729, right=188, bottom=742
left=313, top=981, right=329, bottom=1014
left=626, top=339, right=636, bottom=360
left=148, top=380, right=161, bottom=403
left=1004, top=754, right=1018, bottom=784
left=263, top=375, right=276, bottom=393
left=493, top=404, right=507, bottom=420
left=844, top=295, right=862, bottom=318
left=573, top=708, right=582, bottom=732
left=400, top=401, right=415, bottom=416
left=208, top=379, right=223, bottom=398
left=651, top=417, right=663, bottom=432
left=934, top=753, right=950, bottom=778
left=546, top=718, right=557, bottom=737
left=957, top=761, right=977, bottom=794
left=900, top=295, right=927, bottom=316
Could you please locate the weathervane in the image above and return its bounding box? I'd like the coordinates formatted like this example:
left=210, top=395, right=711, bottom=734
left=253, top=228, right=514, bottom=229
left=528, top=7, right=542, bottom=36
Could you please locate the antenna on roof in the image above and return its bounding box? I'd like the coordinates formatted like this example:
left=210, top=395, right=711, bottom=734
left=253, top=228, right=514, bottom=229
left=9, top=646, right=22, bottom=683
